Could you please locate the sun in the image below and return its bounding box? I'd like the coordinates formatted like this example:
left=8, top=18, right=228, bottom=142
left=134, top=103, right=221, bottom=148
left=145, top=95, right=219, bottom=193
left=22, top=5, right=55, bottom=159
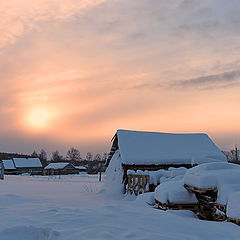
left=27, top=108, right=51, bottom=130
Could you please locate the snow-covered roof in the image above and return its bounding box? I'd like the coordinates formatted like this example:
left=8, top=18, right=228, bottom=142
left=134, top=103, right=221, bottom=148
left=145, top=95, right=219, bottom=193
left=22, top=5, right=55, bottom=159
left=45, top=162, right=70, bottom=170
left=75, top=166, right=87, bottom=170
left=113, top=129, right=226, bottom=165
left=13, top=158, right=42, bottom=168
left=2, top=159, right=16, bottom=170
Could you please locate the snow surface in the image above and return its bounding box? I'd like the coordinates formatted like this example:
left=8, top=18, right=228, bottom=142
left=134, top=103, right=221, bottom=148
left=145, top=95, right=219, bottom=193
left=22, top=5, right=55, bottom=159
left=13, top=158, right=42, bottom=168
left=1, top=175, right=240, bottom=240
left=116, top=129, right=226, bottom=165
left=2, top=159, right=16, bottom=170
left=227, top=192, right=240, bottom=219
left=154, top=180, right=198, bottom=204
left=45, top=162, right=70, bottom=170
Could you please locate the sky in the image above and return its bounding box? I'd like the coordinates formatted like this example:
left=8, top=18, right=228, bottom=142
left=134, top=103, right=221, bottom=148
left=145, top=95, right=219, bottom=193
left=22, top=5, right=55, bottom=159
left=0, top=0, right=240, bottom=157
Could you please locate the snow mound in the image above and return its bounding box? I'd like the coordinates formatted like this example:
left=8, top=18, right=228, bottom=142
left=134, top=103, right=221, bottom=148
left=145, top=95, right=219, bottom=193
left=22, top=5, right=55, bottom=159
left=104, top=150, right=124, bottom=199
left=135, top=192, right=155, bottom=205
left=154, top=180, right=198, bottom=204
left=184, top=162, right=240, bottom=189
left=0, top=226, right=59, bottom=240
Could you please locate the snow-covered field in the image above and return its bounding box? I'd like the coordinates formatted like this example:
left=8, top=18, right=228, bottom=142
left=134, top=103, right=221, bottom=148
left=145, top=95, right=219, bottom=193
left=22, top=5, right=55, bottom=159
left=1, top=175, right=240, bottom=240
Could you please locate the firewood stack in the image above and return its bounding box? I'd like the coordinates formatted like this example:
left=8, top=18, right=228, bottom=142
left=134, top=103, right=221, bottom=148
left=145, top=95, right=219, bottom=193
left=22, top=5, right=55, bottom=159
left=184, top=184, right=218, bottom=220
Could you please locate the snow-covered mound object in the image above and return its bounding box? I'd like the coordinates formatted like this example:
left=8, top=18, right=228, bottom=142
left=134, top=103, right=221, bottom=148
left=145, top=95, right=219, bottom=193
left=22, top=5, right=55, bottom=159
left=154, top=181, right=198, bottom=204
left=184, top=162, right=240, bottom=190
left=104, top=150, right=124, bottom=198
left=115, top=129, right=226, bottom=165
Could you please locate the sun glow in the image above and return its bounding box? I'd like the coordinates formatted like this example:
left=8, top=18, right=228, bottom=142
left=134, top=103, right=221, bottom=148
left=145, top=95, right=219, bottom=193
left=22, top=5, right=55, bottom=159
left=27, top=108, right=51, bottom=130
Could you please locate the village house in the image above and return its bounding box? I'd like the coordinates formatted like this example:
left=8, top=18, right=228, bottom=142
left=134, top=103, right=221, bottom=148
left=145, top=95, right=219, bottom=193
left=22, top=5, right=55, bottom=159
left=2, top=159, right=17, bottom=174
left=44, top=162, right=80, bottom=175
left=13, top=157, right=43, bottom=175
left=106, top=129, right=227, bottom=191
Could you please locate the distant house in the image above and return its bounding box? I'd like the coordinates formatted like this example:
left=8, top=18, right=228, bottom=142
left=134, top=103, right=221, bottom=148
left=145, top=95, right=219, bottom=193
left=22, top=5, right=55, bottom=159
left=106, top=129, right=227, bottom=187
left=0, top=161, right=4, bottom=180
left=44, top=162, right=80, bottom=175
left=2, top=159, right=16, bottom=174
left=75, top=166, right=87, bottom=172
left=13, top=158, right=43, bottom=175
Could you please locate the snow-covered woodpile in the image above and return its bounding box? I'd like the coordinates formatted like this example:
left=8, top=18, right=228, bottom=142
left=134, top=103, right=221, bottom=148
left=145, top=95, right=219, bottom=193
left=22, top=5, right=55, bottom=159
left=154, top=180, right=198, bottom=211
left=106, top=129, right=227, bottom=192
left=153, top=162, right=240, bottom=226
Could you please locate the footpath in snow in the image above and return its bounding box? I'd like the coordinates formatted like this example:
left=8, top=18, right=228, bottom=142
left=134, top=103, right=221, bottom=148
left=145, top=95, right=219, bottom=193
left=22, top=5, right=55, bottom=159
left=1, top=175, right=240, bottom=240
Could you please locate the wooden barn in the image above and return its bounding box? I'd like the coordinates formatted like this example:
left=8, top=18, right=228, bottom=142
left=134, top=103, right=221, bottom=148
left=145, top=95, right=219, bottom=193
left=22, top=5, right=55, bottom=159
left=2, top=159, right=17, bottom=174
left=13, top=157, right=43, bottom=175
left=44, top=162, right=79, bottom=175
left=106, top=129, right=227, bottom=191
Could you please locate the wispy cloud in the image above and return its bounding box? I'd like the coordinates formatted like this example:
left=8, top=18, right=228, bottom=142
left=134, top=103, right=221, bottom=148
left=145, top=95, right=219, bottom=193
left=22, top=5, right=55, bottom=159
left=0, top=0, right=107, bottom=50
left=172, top=70, right=240, bottom=89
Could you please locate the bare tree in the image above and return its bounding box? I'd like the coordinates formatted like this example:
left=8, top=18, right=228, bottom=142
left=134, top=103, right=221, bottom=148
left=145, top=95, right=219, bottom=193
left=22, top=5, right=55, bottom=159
left=51, top=150, right=63, bottom=162
left=31, top=150, right=38, bottom=158
left=39, top=149, right=48, bottom=167
left=86, top=152, right=93, bottom=161
left=94, top=153, right=101, bottom=161
left=66, top=147, right=81, bottom=162
left=102, top=153, right=108, bottom=162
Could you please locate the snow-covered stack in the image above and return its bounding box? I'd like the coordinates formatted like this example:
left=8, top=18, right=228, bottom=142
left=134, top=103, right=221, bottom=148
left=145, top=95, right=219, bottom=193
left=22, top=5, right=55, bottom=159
left=183, top=162, right=240, bottom=223
left=154, top=180, right=198, bottom=211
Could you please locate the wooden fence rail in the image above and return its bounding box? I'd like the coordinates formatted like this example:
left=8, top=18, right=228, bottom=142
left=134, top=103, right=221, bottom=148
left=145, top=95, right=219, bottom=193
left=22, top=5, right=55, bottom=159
left=127, top=174, right=150, bottom=195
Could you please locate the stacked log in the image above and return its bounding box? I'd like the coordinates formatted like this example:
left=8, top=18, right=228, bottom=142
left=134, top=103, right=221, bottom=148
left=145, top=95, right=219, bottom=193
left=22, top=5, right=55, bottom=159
left=155, top=199, right=198, bottom=212
left=184, top=184, right=217, bottom=220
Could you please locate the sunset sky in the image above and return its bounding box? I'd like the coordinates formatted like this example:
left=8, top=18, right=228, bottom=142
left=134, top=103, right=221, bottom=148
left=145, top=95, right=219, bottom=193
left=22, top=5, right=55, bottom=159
left=1, top=0, right=240, bottom=157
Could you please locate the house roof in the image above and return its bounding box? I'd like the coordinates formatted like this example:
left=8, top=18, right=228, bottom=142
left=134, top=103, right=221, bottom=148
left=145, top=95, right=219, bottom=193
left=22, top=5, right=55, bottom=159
left=2, top=159, right=16, bottom=170
left=75, top=166, right=87, bottom=170
left=45, top=162, right=71, bottom=170
left=13, top=158, right=43, bottom=168
left=108, top=129, right=227, bottom=165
